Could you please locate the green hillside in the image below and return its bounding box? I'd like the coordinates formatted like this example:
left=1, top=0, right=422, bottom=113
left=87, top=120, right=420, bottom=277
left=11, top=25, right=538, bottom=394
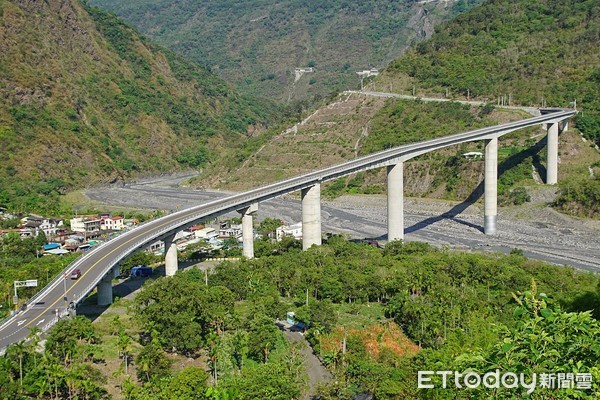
left=88, top=0, right=483, bottom=103
left=376, top=0, right=600, bottom=217
left=383, top=0, right=600, bottom=146
left=0, top=0, right=278, bottom=213
left=198, top=0, right=599, bottom=217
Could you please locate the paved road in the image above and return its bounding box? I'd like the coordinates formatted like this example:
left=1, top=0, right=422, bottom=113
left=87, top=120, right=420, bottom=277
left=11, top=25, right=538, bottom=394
left=345, top=90, right=541, bottom=115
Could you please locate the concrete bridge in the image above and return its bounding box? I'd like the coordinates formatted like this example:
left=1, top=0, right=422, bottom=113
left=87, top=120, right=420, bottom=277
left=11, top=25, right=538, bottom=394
left=0, top=109, right=575, bottom=352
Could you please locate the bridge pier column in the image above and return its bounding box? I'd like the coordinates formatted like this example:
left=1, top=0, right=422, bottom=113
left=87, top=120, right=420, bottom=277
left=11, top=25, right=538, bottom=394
left=387, top=162, right=404, bottom=242
left=238, top=203, right=258, bottom=259
left=302, top=184, right=322, bottom=250
left=97, top=273, right=113, bottom=306
left=484, top=137, right=498, bottom=235
left=560, top=119, right=568, bottom=133
left=164, top=234, right=178, bottom=277
left=546, top=122, right=559, bottom=185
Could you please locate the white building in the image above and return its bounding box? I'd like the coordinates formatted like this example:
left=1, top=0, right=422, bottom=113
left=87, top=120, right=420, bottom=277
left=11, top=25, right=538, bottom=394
left=195, top=227, right=218, bottom=241
left=276, top=222, right=303, bottom=241
left=21, top=215, right=63, bottom=238
left=70, top=217, right=101, bottom=235
left=101, top=216, right=124, bottom=231
left=219, top=224, right=242, bottom=239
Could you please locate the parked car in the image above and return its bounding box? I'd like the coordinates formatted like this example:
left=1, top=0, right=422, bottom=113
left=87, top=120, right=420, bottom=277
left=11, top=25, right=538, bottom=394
left=70, top=269, right=81, bottom=280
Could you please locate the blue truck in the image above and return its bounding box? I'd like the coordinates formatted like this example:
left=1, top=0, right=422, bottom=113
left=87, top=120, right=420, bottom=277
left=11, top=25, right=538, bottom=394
left=130, top=266, right=152, bottom=277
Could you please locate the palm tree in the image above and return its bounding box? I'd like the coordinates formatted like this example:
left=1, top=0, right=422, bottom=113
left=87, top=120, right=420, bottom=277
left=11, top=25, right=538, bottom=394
left=206, top=332, right=219, bottom=384
left=9, top=340, right=28, bottom=388
left=117, top=330, right=133, bottom=375
left=44, top=353, right=64, bottom=400
left=27, top=326, right=42, bottom=368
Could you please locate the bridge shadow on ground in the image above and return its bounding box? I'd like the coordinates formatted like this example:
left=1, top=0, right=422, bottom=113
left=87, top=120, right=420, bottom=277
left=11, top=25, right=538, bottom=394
left=401, top=136, right=548, bottom=236
left=76, top=261, right=207, bottom=322
left=76, top=265, right=166, bottom=322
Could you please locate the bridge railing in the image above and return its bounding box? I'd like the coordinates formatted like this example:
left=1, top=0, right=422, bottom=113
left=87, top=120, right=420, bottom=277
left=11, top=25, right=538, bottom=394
left=0, top=108, right=576, bottom=350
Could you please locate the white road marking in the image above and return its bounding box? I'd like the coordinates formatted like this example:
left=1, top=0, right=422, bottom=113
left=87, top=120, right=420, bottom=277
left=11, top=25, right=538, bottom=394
left=36, top=319, right=45, bottom=326
left=17, top=320, right=26, bottom=326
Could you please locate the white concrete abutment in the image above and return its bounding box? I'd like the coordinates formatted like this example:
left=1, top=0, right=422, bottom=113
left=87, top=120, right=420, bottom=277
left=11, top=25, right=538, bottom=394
left=302, top=184, right=322, bottom=249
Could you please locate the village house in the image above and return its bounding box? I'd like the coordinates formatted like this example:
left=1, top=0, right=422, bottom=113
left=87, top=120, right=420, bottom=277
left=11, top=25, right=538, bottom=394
left=70, top=217, right=102, bottom=239
left=218, top=224, right=243, bottom=239
left=276, top=222, right=303, bottom=241
left=195, top=227, right=218, bottom=241
left=20, top=215, right=64, bottom=238
left=101, top=216, right=125, bottom=231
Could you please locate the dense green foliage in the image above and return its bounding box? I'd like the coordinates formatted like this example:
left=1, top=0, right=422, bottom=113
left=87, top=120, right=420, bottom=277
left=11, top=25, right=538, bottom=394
left=554, top=177, right=600, bottom=218
left=208, top=238, right=600, bottom=397
left=0, top=0, right=278, bottom=214
left=89, top=0, right=483, bottom=102
left=387, top=0, right=600, bottom=145
left=361, top=100, right=498, bottom=154
left=132, top=272, right=235, bottom=353
left=0, top=232, right=78, bottom=318
left=452, top=284, right=600, bottom=399
left=1, top=318, right=107, bottom=399
left=3, top=238, right=599, bottom=398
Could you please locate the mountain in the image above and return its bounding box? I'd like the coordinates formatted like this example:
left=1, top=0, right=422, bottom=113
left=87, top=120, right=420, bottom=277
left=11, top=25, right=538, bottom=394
left=196, top=0, right=599, bottom=217
left=0, top=0, right=278, bottom=213
left=88, top=0, right=484, bottom=103
left=381, top=0, right=600, bottom=146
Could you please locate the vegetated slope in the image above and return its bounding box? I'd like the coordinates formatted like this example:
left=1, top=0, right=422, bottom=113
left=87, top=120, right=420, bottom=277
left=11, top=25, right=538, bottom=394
left=382, top=0, right=600, bottom=146
left=88, top=0, right=483, bottom=103
left=0, top=0, right=278, bottom=213
left=198, top=92, right=546, bottom=206
left=373, top=0, right=600, bottom=218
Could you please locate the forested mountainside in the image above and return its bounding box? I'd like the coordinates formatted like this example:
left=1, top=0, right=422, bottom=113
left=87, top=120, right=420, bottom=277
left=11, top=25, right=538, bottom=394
left=0, top=0, right=278, bottom=213
left=379, top=0, right=600, bottom=216
left=88, top=0, right=483, bottom=103
left=383, top=0, right=600, bottom=146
